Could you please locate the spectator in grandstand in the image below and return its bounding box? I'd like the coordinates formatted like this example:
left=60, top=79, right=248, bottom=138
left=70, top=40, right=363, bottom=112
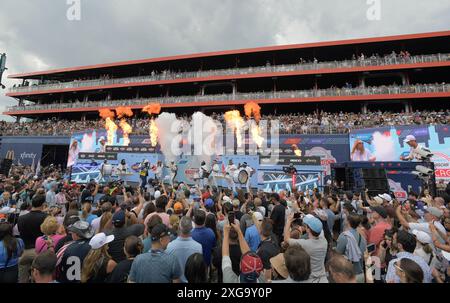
left=109, top=235, right=143, bottom=283
left=56, top=220, right=95, bottom=283
left=271, top=245, right=314, bottom=283
left=31, top=250, right=57, bottom=283
left=17, top=194, right=47, bottom=283
left=0, top=219, right=24, bottom=283
left=166, top=216, right=203, bottom=283
left=184, top=253, right=209, bottom=283
left=128, top=224, right=181, bottom=283
left=35, top=216, right=64, bottom=254
left=283, top=214, right=328, bottom=283
left=385, top=230, right=432, bottom=283
left=326, top=253, right=357, bottom=283
left=81, top=232, right=116, bottom=283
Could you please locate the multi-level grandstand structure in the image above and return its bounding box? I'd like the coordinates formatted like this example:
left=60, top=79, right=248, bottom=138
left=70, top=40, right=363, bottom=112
left=4, top=30, right=450, bottom=120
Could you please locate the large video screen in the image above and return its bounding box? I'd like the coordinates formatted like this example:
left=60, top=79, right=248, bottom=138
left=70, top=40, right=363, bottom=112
left=350, top=125, right=450, bottom=183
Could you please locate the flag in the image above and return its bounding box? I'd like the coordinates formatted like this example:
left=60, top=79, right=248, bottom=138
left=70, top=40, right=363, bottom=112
left=31, top=157, right=35, bottom=173
left=35, top=159, right=41, bottom=176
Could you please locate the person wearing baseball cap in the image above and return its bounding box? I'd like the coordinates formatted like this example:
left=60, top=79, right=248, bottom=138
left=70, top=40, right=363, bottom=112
left=222, top=223, right=264, bottom=283
left=396, top=204, right=446, bottom=241
left=128, top=224, right=182, bottom=283
left=56, top=221, right=95, bottom=283
left=81, top=233, right=116, bottom=283
left=107, top=210, right=144, bottom=263
left=400, top=135, right=425, bottom=161
left=284, top=214, right=328, bottom=282
left=368, top=205, right=392, bottom=256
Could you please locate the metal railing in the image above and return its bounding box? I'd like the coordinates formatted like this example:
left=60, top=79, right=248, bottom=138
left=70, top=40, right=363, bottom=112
left=8, top=53, right=450, bottom=93
left=6, top=82, right=450, bottom=113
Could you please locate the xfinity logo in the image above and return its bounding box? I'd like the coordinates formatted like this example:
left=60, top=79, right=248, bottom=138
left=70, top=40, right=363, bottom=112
left=20, top=152, right=37, bottom=160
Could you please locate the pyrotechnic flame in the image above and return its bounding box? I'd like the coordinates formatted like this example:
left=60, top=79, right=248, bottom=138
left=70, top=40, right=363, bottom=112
left=142, top=103, right=162, bottom=115
left=115, top=106, right=133, bottom=119
left=99, top=109, right=115, bottom=120
left=292, top=144, right=302, bottom=157
left=142, top=103, right=161, bottom=147
left=105, top=117, right=118, bottom=146
left=224, top=110, right=245, bottom=147
left=250, top=121, right=264, bottom=148
left=119, top=119, right=132, bottom=146
left=99, top=109, right=118, bottom=146
left=244, top=102, right=261, bottom=122
left=150, top=119, right=158, bottom=147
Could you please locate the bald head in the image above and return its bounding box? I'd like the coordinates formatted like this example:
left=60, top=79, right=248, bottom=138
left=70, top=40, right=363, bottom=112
left=327, top=254, right=356, bottom=283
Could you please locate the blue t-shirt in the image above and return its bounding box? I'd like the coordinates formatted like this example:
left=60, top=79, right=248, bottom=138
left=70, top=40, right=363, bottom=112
left=166, top=237, right=203, bottom=283
left=79, top=212, right=98, bottom=225
left=142, top=237, right=152, bottom=253
left=129, top=250, right=181, bottom=283
left=0, top=238, right=25, bottom=268
left=244, top=225, right=261, bottom=252
left=191, top=227, right=216, bottom=266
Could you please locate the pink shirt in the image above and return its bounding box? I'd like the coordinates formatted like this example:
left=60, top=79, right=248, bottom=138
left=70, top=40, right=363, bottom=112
left=35, top=234, right=65, bottom=254
left=368, top=221, right=392, bottom=254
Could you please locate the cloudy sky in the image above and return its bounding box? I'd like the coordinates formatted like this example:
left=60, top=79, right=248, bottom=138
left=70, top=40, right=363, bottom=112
left=0, top=0, right=449, bottom=120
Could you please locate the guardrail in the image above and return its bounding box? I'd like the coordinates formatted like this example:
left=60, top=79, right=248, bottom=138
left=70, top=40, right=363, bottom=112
left=8, top=53, right=450, bottom=93
left=6, top=83, right=450, bottom=113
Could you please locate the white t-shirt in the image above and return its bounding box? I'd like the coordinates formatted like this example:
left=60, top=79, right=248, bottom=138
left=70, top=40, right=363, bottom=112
left=212, top=164, right=220, bottom=176
left=351, top=150, right=373, bottom=161
left=225, top=164, right=237, bottom=176
left=409, top=221, right=446, bottom=242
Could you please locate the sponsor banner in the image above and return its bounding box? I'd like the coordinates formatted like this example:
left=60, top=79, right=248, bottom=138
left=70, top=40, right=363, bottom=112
left=259, top=156, right=321, bottom=166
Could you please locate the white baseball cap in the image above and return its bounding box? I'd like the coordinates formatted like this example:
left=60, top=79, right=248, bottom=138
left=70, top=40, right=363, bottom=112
left=378, top=193, right=392, bottom=202
left=0, top=207, right=16, bottom=215
left=404, top=135, right=416, bottom=143
left=89, top=232, right=114, bottom=250
left=154, top=190, right=161, bottom=199
left=99, top=136, right=106, bottom=141
left=253, top=212, right=263, bottom=222
left=412, top=230, right=432, bottom=244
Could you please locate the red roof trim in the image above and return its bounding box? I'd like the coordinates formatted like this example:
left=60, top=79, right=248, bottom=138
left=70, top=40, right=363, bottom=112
left=6, top=61, right=450, bottom=97
left=4, top=92, right=449, bottom=116
left=8, top=30, right=450, bottom=79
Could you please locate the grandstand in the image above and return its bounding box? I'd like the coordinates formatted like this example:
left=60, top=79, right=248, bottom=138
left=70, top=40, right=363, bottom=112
left=3, top=30, right=450, bottom=120
left=1, top=31, right=450, bottom=170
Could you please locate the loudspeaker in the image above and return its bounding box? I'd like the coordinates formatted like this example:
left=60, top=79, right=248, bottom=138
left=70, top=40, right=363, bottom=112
left=0, top=158, right=13, bottom=176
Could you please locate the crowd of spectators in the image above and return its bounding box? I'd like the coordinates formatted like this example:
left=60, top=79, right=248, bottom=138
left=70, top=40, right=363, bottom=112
left=0, top=109, right=449, bottom=136
left=0, top=163, right=449, bottom=284
left=9, top=50, right=448, bottom=94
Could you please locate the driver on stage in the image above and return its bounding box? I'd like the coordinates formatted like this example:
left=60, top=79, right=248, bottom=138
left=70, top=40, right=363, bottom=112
left=241, top=162, right=253, bottom=192
left=153, top=160, right=164, bottom=182
left=139, top=159, right=150, bottom=191
left=116, top=159, right=128, bottom=174
left=98, top=136, right=107, bottom=153
left=209, top=159, right=220, bottom=189
left=100, top=159, right=111, bottom=183
left=225, top=159, right=237, bottom=192
left=166, top=161, right=178, bottom=187
left=400, top=135, right=426, bottom=161
left=199, top=161, right=210, bottom=189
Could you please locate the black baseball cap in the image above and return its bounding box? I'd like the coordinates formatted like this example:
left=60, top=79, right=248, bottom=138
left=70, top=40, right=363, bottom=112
left=151, top=223, right=172, bottom=241
left=370, top=206, right=388, bottom=219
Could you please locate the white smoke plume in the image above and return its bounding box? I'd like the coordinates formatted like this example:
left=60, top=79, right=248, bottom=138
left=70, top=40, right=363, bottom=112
left=80, top=133, right=95, bottom=152
left=189, top=112, right=219, bottom=164
left=155, top=112, right=183, bottom=163
left=372, top=131, right=396, bottom=161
